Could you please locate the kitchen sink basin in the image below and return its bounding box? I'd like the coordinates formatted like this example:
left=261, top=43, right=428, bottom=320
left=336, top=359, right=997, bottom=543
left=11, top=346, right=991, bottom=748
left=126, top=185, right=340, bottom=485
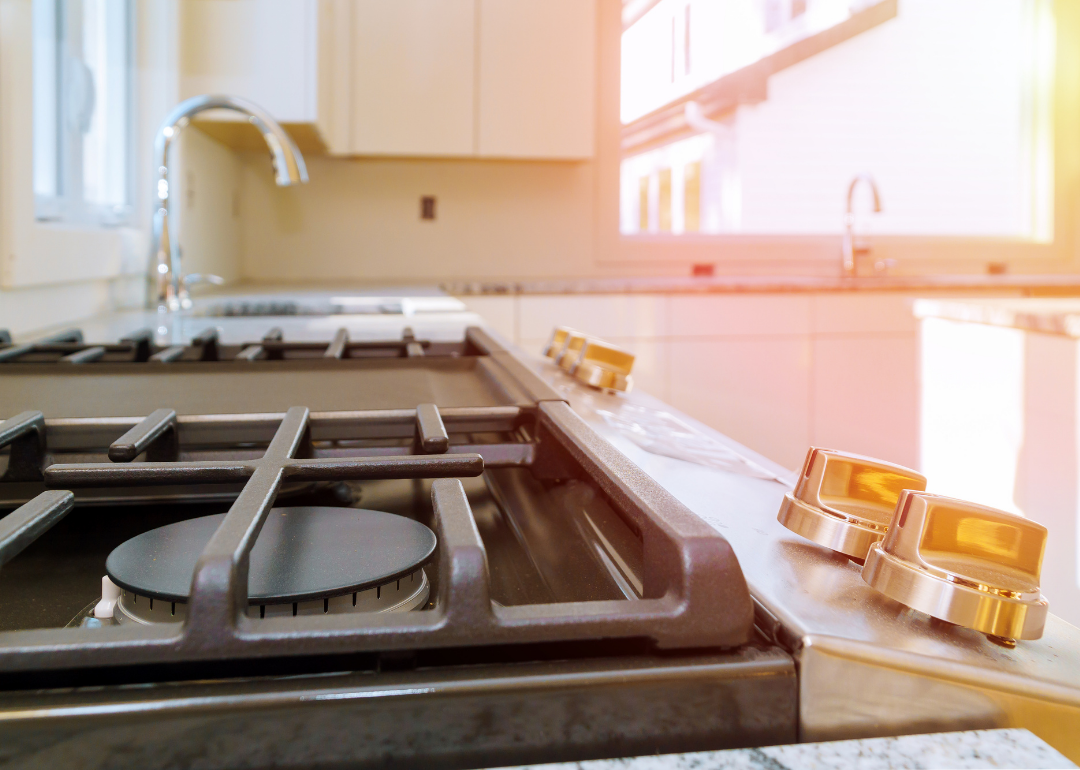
left=196, top=294, right=468, bottom=318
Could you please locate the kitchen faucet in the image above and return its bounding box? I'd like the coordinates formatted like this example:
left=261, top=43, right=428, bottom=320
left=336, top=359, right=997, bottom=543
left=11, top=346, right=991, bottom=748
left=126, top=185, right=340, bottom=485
left=149, top=95, right=308, bottom=312
left=841, top=174, right=882, bottom=276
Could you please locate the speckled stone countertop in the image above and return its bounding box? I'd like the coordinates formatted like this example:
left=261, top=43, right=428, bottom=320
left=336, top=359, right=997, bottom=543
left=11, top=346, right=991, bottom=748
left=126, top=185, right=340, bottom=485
left=443, top=275, right=1080, bottom=296
left=496, top=729, right=1076, bottom=770
left=914, top=297, right=1080, bottom=337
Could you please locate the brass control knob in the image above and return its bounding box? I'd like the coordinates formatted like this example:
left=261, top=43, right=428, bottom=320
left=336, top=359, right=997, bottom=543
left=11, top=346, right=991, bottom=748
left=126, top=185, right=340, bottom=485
left=543, top=327, right=577, bottom=360
left=862, top=491, right=1048, bottom=640
left=570, top=339, right=635, bottom=392
left=778, top=447, right=926, bottom=560
left=557, top=332, right=589, bottom=371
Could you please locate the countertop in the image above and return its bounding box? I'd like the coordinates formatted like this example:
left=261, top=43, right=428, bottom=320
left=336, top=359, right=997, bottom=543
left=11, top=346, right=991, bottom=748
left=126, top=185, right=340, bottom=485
left=442, top=274, right=1080, bottom=296
left=498, top=729, right=1076, bottom=770
left=914, top=297, right=1080, bottom=337
left=17, top=300, right=483, bottom=347
left=521, top=344, right=1080, bottom=761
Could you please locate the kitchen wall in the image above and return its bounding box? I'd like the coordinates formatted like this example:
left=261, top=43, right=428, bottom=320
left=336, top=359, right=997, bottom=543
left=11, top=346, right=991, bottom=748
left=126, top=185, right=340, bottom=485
left=0, top=0, right=179, bottom=335
left=235, top=154, right=602, bottom=283
left=171, top=127, right=244, bottom=285
left=461, top=291, right=928, bottom=472
left=0, top=279, right=143, bottom=336
left=172, top=0, right=653, bottom=286
left=178, top=0, right=1078, bottom=283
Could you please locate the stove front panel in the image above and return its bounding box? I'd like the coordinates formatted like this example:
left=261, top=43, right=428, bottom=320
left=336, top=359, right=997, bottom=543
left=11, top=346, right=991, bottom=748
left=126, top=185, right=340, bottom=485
left=0, top=648, right=796, bottom=770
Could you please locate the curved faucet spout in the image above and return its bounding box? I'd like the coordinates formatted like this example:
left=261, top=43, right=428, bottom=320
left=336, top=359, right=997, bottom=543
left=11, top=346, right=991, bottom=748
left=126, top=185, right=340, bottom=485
left=846, top=173, right=882, bottom=218
left=842, top=174, right=883, bottom=276
left=150, top=95, right=308, bottom=312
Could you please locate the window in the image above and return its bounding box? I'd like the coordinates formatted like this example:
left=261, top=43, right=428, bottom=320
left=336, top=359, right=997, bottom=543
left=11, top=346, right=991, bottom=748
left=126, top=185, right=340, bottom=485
left=620, top=0, right=1054, bottom=240
left=33, top=0, right=134, bottom=226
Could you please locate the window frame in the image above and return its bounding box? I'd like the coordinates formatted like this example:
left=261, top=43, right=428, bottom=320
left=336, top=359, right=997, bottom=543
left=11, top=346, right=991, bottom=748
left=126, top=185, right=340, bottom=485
left=596, top=0, right=1075, bottom=275
left=32, top=0, right=136, bottom=229
left=0, top=0, right=152, bottom=290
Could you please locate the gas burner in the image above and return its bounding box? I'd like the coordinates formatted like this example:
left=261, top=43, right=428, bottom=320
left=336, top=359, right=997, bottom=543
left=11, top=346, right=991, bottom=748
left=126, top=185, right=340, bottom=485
left=0, top=325, right=770, bottom=766
left=97, top=507, right=434, bottom=624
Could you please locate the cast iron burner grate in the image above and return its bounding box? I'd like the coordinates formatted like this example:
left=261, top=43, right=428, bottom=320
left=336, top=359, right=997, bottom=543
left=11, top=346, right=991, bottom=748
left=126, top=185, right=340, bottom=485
left=0, top=326, right=445, bottom=364
left=0, top=328, right=753, bottom=685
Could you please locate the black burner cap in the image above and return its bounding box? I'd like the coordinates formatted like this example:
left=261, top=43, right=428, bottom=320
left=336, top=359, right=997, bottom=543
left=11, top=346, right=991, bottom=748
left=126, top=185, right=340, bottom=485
left=105, top=507, right=437, bottom=605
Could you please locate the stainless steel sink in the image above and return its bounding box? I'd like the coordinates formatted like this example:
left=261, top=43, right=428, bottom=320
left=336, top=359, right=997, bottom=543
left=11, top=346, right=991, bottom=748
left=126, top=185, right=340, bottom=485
left=199, top=300, right=399, bottom=317
left=193, top=293, right=467, bottom=318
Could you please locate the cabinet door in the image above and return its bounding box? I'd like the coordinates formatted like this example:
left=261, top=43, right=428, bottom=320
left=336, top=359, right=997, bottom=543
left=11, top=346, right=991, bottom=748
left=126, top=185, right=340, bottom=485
left=180, top=0, right=318, bottom=123
left=350, top=0, right=476, bottom=156
left=477, top=0, right=596, bottom=159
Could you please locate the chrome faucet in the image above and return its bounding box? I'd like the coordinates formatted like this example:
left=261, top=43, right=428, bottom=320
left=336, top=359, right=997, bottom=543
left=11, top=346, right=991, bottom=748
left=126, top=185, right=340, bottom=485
left=841, top=174, right=882, bottom=276
left=150, top=95, right=308, bottom=311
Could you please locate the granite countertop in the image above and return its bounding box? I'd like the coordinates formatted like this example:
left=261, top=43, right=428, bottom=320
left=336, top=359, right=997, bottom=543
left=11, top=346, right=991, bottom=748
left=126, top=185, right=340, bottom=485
left=443, top=274, right=1080, bottom=296
left=497, top=729, right=1076, bottom=770
left=914, top=297, right=1080, bottom=337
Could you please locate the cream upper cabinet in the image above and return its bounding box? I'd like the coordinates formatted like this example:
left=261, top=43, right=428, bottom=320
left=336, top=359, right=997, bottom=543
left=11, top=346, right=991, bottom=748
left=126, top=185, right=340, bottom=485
left=476, top=0, right=596, bottom=160
left=180, top=0, right=319, bottom=123
left=349, top=0, right=476, bottom=157
left=330, top=0, right=595, bottom=158
left=178, top=0, right=597, bottom=159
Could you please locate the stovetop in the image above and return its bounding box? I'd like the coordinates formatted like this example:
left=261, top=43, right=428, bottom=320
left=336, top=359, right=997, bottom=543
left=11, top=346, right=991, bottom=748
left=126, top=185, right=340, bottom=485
left=0, top=323, right=790, bottom=768
left=6, top=318, right=1078, bottom=768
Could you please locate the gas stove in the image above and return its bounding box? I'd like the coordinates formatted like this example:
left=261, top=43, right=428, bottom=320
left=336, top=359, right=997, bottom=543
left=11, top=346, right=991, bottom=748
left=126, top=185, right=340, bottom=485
left=0, top=324, right=794, bottom=768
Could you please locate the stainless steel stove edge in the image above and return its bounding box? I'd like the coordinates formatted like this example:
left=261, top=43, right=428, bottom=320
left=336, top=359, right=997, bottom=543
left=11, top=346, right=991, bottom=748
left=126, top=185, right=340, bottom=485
left=797, top=631, right=1080, bottom=757
left=508, top=339, right=1080, bottom=763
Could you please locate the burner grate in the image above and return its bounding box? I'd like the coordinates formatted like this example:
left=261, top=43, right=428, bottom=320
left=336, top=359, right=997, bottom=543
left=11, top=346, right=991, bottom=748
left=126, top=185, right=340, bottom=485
left=0, top=327, right=753, bottom=682
left=0, top=403, right=752, bottom=679
left=0, top=404, right=534, bottom=506
left=0, top=326, right=439, bottom=364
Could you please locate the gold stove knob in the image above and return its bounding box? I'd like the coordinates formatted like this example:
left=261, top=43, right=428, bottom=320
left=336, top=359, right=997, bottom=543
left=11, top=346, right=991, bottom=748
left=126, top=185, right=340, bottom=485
left=570, top=339, right=635, bottom=392
left=543, top=326, right=577, bottom=360
left=862, top=491, right=1048, bottom=641
left=778, top=447, right=926, bottom=559
left=557, top=332, right=589, bottom=371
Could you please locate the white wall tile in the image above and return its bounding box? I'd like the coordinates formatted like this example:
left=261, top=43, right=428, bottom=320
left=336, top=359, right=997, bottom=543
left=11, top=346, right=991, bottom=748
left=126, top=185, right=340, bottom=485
left=669, top=338, right=812, bottom=471
left=670, top=294, right=812, bottom=337
left=811, top=335, right=919, bottom=469
left=812, top=294, right=918, bottom=335
left=456, top=296, right=517, bottom=342
left=517, top=294, right=669, bottom=341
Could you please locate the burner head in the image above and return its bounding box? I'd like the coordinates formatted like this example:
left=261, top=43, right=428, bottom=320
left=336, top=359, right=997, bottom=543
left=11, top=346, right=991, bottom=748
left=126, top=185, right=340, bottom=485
left=105, top=507, right=436, bottom=622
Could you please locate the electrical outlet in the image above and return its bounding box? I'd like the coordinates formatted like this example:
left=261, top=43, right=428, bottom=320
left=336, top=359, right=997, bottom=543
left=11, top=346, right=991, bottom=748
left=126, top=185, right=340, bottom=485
left=421, top=196, right=436, bottom=220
